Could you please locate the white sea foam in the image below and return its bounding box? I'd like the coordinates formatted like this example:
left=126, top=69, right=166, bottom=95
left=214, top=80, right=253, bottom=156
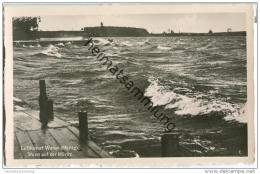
left=224, top=104, right=247, bottom=123
left=65, top=41, right=71, bottom=45
left=121, top=41, right=133, bottom=47
left=41, top=44, right=61, bottom=58
left=145, top=79, right=177, bottom=106
left=207, top=61, right=230, bottom=65
left=137, top=40, right=150, bottom=45
left=56, top=43, right=65, bottom=47
left=144, top=78, right=246, bottom=123
left=64, top=79, right=82, bottom=85
left=93, top=38, right=111, bottom=45
left=23, top=43, right=41, bottom=48
left=157, top=45, right=171, bottom=50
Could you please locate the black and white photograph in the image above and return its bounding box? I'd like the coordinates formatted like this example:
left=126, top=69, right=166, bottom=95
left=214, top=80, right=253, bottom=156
left=3, top=3, right=255, bottom=167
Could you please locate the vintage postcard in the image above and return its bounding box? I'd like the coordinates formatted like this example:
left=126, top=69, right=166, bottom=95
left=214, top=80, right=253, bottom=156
left=3, top=3, right=255, bottom=167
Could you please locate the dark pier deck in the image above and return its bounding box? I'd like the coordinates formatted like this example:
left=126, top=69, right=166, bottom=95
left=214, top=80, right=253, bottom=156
left=14, top=105, right=111, bottom=159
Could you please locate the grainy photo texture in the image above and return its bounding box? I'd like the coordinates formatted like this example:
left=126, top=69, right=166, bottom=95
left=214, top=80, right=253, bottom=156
left=4, top=4, right=255, bottom=167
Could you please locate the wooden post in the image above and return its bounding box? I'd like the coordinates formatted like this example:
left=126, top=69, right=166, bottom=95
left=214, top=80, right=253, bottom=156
left=39, top=80, right=48, bottom=128
left=78, top=111, right=88, bottom=142
left=47, top=99, right=54, bottom=121
left=161, top=133, right=179, bottom=157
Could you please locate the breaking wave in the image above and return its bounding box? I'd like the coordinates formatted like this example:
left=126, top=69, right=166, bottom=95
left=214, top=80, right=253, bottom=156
left=39, top=44, right=62, bottom=58
left=56, top=43, right=65, bottom=47
left=121, top=41, right=133, bottom=47
left=93, top=38, right=112, bottom=46
left=137, top=40, right=151, bottom=46
left=144, top=78, right=246, bottom=123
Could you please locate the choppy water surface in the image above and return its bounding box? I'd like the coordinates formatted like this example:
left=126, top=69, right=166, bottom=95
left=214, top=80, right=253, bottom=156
left=14, top=36, right=247, bottom=157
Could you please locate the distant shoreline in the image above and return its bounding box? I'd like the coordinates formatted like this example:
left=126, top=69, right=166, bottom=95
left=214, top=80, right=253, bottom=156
left=13, top=26, right=246, bottom=41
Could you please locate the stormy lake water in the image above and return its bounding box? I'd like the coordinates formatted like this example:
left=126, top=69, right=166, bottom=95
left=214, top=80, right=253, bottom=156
left=13, top=36, right=247, bottom=157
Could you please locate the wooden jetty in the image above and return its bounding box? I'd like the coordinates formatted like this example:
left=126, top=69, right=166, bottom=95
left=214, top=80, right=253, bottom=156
left=14, top=80, right=111, bottom=159
left=14, top=80, right=185, bottom=159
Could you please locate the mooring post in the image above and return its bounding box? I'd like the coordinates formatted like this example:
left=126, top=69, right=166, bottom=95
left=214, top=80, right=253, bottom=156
left=161, top=133, right=179, bottom=157
left=47, top=99, right=54, bottom=121
left=78, top=111, right=88, bottom=142
left=39, top=80, right=48, bottom=128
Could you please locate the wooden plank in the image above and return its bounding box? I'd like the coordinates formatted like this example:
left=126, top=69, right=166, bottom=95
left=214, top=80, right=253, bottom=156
left=15, top=130, right=41, bottom=159
left=48, top=127, right=98, bottom=158
left=14, top=134, right=23, bottom=159
left=28, top=129, right=69, bottom=159
left=23, top=110, right=69, bottom=128
left=87, top=140, right=111, bottom=158
left=68, top=126, right=111, bottom=158
left=14, top=111, right=41, bottom=131
left=20, top=110, right=39, bottom=120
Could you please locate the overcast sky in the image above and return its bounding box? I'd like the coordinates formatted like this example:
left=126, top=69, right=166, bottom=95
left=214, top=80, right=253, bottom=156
left=38, top=13, right=246, bottom=33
